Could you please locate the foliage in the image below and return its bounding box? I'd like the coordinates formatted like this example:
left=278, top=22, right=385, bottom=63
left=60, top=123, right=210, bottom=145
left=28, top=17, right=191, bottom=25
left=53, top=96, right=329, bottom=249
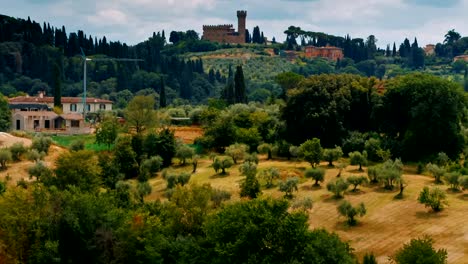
left=26, top=149, right=45, bottom=162
left=327, top=178, right=350, bottom=198
left=393, top=236, right=448, bottom=264
left=259, top=167, right=280, bottom=188
left=240, top=171, right=261, bottom=199
left=279, top=177, right=299, bottom=198
left=376, top=159, right=404, bottom=190
left=304, top=167, right=326, bottom=186
left=362, top=253, right=378, bottom=264
left=32, top=136, right=52, bottom=154
left=445, top=172, right=461, bottom=191
left=139, top=156, right=163, bottom=182
left=212, top=156, right=234, bottom=174
left=382, top=73, right=466, bottom=161
left=69, top=139, right=85, bottom=152
left=205, top=197, right=355, bottom=263
left=0, top=94, right=11, bottom=131
left=426, top=163, right=446, bottom=184
left=124, top=95, right=157, bottom=133
left=113, top=135, right=138, bottom=179
left=54, top=150, right=101, bottom=192
left=323, top=146, right=343, bottom=167
left=97, top=152, right=122, bottom=189
left=346, top=175, right=369, bottom=192
left=364, top=137, right=382, bottom=162
left=28, top=161, right=53, bottom=181
left=211, top=188, right=231, bottom=208
left=257, top=143, right=273, bottom=160
left=300, top=138, right=323, bottom=168
left=337, top=200, right=366, bottom=226
left=154, top=128, right=177, bottom=168
left=291, top=197, right=313, bottom=211
left=9, top=142, right=26, bottom=161
left=225, top=143, right=248, bottom=164
left=166, top=172, right=191, bottom=189
left=95, top=114, right=119, bottom=149
left=175, top=144, right=195, bottom=165
left=349, top=151, right=368, bottom=171
left=418, top=187, right=448, bottom=212
left=0, top=148, right=12, bottom=170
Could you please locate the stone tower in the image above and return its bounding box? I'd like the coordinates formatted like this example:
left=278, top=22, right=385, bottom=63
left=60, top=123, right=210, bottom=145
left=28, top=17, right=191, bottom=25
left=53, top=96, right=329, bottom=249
left=237, top=10, right=247, bottom=42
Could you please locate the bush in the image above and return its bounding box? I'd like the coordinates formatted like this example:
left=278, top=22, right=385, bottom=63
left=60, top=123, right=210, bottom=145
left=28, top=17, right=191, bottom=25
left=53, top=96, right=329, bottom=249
left=393, top=236, right=447, bottom=264
left=212, top=156, right=234, bottom=174
left=362, top=253, right=377, bottom=264
left=166, top=172, right=191, bottom=189
left=304, top=167, right=325, bottom=186
left=259, top=167, right=280, bottom=188
left=337, top=200, right=366, bottom=226
left=225, top=143, right=248, bottom=164
left=418, top=187, right=448, bottom=212
left=26, top=149, right=45, bottom=162
left=32, top=136, right=52, bottom=154
left=426, top=163, right=445, bottom=184
left=9, top=142, right=26, bottom=161
left=445, top=172, right=461, bottom=191
left=28, top=161, right=53, bottom=182
left=327, top=178, right=349, bottom=198
left=279, top=177, right=299, bottom=198
left=211, top=188, right=231, bottom=208
left=323, top=146, right=343, bottom=167
left=139, top=156, right=163, bottom=181
left=240, top=173, right=261, bottom=199
left=0, top=149, right=12, bottom=170
left=69, top=139, right=85, bottom=152
left=291, top=197, right=313, bottom=211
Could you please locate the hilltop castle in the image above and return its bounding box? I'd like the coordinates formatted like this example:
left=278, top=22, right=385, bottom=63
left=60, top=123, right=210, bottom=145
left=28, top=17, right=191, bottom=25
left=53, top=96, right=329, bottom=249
left=202, top=11, right=246, bottom=44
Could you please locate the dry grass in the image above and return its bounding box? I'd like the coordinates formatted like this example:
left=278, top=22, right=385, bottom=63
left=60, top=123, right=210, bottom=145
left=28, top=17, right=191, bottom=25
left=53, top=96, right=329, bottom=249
left=148, top=156, right=468, bottom=264
left=171, top=126, right=203, bottom=144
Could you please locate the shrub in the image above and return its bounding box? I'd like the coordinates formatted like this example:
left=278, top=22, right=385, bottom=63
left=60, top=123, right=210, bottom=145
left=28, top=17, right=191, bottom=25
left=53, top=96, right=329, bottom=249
left=211, top=188, right=231, bottom=208
left=213, top=156, right=234, bottom=174
left=240, top=173, right=261, bottom=199
left=166, top=172, right=191, bottom=189
left=362, top=253, right=377, bottom=264
left=304, top=167, right=325, bottom=186
left=0, top=149, right=12, bottom=170
left=337, top=200, right=366, bottom=226
left=259, top=167, right=280, bottom=188
left=279, top=177, right=299, bottom=198
left=244, top=152, right=259, bottom=164
left=69, top=139, right=85, bottom=152
left=327, top=178, right=349, bottom=198
left=426, top=163, right=445, bottom=184
left=225, top=143, right=248, bottom=164
left=393, top=236, right=447, bottom=264
left=26, top=149, right=45, bottom=162
left=291, top=197, right=313, bottom=211
left=9, top=142, right=26, bottom=161
left=32, top=136, right=52, bottom=154
left=418, top=187, right=448, bottom=212
left=346, top=175, right=368, bottom=192
left=445, top=172, right=461, bottom=191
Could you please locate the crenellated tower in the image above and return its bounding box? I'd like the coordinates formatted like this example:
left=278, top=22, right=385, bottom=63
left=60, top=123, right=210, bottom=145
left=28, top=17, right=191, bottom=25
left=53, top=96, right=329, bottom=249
left=237, top=10, right=247, bottom=42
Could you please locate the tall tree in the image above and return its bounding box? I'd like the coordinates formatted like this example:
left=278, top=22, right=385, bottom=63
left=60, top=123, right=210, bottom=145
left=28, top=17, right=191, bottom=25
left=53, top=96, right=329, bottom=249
left=392, top=42, right=397, bottom=57
left=0, top=94, right=10, bottom=131
left=234, top=65, right=247, bottom=104
left=159, top=76, right=166, bottom=108
left=52, top=62, right=62, bottom=109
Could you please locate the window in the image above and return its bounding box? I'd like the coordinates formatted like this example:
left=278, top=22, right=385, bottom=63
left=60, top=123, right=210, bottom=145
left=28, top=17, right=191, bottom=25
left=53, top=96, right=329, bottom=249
left=99, top=104, right=106, bottom=110
left=71, top=120, right=80, bottom=127
left=87, top=104, right=91, bottom=111
left=70, top=104, right=77, bottom=112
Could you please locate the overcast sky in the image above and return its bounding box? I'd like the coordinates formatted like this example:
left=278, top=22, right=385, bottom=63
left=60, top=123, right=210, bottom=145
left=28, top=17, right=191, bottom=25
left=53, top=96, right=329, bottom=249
left=1, top=0, right=467, bottom=48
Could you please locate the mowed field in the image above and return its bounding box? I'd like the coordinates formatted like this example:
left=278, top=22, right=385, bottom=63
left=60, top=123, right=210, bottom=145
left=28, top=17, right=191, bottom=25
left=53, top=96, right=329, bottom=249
left=147, top=158, right=468, bottom=264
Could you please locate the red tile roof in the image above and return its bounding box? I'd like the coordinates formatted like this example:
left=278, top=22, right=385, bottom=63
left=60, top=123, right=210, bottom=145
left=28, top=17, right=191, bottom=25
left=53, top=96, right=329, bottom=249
left=8, top=96, right=113, bottom=104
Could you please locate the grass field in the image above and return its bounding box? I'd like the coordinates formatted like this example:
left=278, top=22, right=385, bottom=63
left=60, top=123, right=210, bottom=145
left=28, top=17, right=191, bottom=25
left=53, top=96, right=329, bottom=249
left=51, top=134, right=110, bottom=151
left=147, top=157, right=468, bottom=264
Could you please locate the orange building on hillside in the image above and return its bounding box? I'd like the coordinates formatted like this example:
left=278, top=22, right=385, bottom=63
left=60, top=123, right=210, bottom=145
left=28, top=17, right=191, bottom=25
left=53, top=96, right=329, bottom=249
left=304, top=45, right=344, bottom=61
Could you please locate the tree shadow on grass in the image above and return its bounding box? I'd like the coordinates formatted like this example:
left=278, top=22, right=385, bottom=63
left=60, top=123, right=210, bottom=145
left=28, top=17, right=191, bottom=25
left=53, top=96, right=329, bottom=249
left=321, top=194, right=343, bottom=203
left=345, top=189, right=366, bottom=196
left=209, top=173, right=230, bottom=179
left=333, top=220, right=364, bottom=231
left=415, top=210, right=449, bottom=220
left=300, top=184, right=322, bottom=191
left=458, top=193, right=468, bottom=201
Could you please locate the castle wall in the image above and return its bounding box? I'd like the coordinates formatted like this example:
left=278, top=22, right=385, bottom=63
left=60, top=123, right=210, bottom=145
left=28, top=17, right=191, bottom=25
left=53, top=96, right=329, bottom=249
left=202, top=11, right=246, bottom=44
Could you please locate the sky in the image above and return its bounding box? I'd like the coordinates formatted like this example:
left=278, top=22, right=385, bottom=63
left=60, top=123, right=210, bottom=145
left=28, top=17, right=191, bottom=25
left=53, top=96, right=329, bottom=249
left=1, top=0, right=468, bottom=48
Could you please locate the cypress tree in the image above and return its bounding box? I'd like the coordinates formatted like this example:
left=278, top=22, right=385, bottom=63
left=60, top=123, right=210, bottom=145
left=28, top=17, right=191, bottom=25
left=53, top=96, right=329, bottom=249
left=392, top=42, right=397, bottom=57
left=160, top=77, right=166, bottom=108
left=52, top=63, right=62, bottom=109
left=464, top=65, right=468, bottom=92
left=234, top=65, right=247, bottom=104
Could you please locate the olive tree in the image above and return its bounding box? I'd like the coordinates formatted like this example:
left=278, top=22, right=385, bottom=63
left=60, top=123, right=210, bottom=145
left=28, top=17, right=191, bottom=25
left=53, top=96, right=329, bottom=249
left=259, top=167, right=280, bottom=188
left=175, top=144, right=195, bottom=165
left=418, top=187, right=448, bottom=212
left=349, top=151, right=367, bottom=171
left=304, top=167, right=325, bottom=186
left=459, top=176, right=468, bottom=190
left=225, top=143, right=248, bottom=164
left=9, top=142, right=26, bottom=161
left=445, top=172, right=461, bottom=191
left=327, top=178, right=349, bottom=198
left=257, top=143, right=273, bottom=160
left=0, top=149, right=12, bottom=170
left=213, top=156, right=234, bottom=175
left=393, top=236, right=447, bottom=264
left=300, top=138, right=323, bottom=168
left=376, top=159, right=404, bottom=190
left=337, top=200, right=366, bottom=226
left=346, top=175, right=368, bottom=192
left=279, top=177, right=299, bottom=198
left=323, top=146, right=343, bottom=167
left=426, top=163, right=445, bottom=184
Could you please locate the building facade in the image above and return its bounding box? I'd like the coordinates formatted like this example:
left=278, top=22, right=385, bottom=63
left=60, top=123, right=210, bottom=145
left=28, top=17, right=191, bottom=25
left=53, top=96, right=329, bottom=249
left=202, top=11, right=247, bottom=44
left=304, top=45, right=344, bottom=61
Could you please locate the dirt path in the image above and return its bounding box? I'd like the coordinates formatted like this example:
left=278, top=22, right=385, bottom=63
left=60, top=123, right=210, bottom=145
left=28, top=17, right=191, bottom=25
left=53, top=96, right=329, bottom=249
left=0, top=132, right=32, bottom=148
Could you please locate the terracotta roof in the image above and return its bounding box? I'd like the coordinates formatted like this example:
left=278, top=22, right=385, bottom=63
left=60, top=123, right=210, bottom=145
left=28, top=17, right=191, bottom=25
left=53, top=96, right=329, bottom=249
left=8, top=96, right=113, bottom=104
left=13, top=111, right=58, bottom=118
